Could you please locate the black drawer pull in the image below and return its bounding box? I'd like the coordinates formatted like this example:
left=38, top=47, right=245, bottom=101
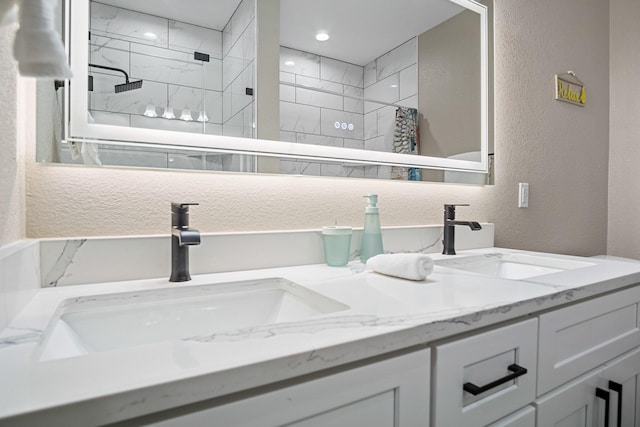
left=608, top=381, right=623, bottom=427
left=596, top=387, right=610, bottom=427
left=463, top=364, right=528, bottom=396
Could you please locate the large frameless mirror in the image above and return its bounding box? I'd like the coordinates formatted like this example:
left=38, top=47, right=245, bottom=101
left=38, top=0, right=493, bottom=184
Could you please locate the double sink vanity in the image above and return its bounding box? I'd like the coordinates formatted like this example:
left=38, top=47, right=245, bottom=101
left=1, top=244, right=639, bottom=426
left=7, top=0, right=631, bottom=423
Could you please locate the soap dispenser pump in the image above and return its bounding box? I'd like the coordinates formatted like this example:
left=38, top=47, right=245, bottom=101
left=360, top=194, right=384, bottom=263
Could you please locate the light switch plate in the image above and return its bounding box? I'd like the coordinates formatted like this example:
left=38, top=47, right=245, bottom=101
left=519, top=183, right=529, bottom=208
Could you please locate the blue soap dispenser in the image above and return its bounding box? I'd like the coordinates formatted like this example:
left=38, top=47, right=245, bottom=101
left=360, top=194, right=384, bottom=263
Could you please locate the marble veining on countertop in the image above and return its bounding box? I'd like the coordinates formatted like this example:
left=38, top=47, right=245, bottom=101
left=1, top=247, right=640, bottom=426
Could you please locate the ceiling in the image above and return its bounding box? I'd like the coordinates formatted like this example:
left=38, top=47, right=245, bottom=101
left=98, top=0, right=242, bottom=30
left=280, top=0, right=464, bottom=65
left=97, top=0, right=464, bottom=65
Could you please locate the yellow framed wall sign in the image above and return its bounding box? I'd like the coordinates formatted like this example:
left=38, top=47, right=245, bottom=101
left=555, top=71, right=586, bottom=106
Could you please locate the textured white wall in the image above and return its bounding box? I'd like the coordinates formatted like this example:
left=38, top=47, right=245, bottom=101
left=0, top=25, right=25, bottom=247
left=25, top=161, right=494, bottom=237
left=20, top=0, right=611, bottom=257
left=608, top=0, right=640, bottom=259
left=490, top=0, right=610, bottom=256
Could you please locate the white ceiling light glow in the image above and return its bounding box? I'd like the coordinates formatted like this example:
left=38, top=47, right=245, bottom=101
left=315, top=32, right=330, bottom=42
left=284, top=60, right=296, bottom=67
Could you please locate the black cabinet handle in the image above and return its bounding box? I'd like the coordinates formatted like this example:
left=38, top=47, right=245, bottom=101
left=463, top=364, right=528, bottom=396
left=608, top=381, right=623, bottom=427
left=596, top=387, right=610, bottom=427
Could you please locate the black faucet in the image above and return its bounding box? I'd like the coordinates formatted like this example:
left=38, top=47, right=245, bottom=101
left=170, top=202, right=201, bottom=282
left=442, top=204, right=482, bottom=255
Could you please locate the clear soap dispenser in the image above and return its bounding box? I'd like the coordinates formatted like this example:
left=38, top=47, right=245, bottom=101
left=360, top=194, right=384, bottom=263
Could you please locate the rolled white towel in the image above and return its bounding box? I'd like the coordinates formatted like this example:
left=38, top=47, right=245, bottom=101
left=366, top=253, right=434, bottom=281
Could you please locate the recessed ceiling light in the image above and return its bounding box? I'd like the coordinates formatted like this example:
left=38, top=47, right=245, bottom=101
left=144, top=32, right=158, bottom=40
left=315, top=32, right=330, bottom=42
left=284, top=60, right=296, bottom=67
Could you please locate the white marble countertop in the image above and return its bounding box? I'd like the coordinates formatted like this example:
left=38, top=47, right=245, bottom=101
left=1, top=247, right=640, bottom=425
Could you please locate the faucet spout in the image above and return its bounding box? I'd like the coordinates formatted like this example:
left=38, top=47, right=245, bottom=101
left=172, top=228, right=201, bottom=246
left=448, top=220, right=482, bottom=231
left=442, top=205, right=482, bottom=255
left=170, top=203, right=201, bottom=282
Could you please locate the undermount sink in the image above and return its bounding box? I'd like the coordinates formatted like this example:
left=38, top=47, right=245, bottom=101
left=38, top=278, right=348, bottom=361
left=435, top=252, right=596, bottom=280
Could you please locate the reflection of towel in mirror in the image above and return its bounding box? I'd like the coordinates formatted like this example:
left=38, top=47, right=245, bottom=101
left=366, top=253, right=434, bottom=281
left=391, top=107, right=420, bottom=181
left=69, top=141, right=102, bottom=166
left=13, top=0, right=72, bottom=78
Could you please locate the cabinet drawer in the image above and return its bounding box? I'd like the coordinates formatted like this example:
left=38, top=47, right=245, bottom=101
left=433, top=318, right=538, bottom=427
left=538, top=286, right=640, bottom=395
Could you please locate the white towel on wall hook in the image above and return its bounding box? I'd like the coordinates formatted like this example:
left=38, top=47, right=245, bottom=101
left=0, top=0, right=18, bottom=26
left=13, top=0, right=72, bottom=78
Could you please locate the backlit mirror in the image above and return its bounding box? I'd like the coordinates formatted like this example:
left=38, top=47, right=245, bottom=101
left=38, top=0, right=493, bottom=183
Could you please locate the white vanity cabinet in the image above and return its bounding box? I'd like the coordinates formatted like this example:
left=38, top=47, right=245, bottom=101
left=535, top=285, right=640, bottom=427
left=144, top=349, right=430, bottom=427
left=430, top=285, right=640, bottom=427
left=93, top=284, right=640, bottom=427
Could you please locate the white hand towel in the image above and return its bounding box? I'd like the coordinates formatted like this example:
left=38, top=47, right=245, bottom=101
left=13, top=0, right=73, bottom=78
left=366, top=253, right=434, bottom=281
left=0, top=0, right=18, bottom=26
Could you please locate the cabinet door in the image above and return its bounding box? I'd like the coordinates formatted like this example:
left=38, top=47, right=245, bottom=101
left=601, top=347, right=640, bottom=427
left=433, top=318, right=537, bottom=427
left=536, top=369, right=609, bottom=427
left=488, top=406, right=535, bottom=427
left=145, top=349, right=430, bottom=427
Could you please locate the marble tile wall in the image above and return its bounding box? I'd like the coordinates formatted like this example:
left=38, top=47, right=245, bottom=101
left=85, top=1, right=254, bottom=170
left=0, top=241, right=40, bottom=332
left=279, top=39, right=417, bottom=179
left=89, top=2, right=225, bottom=134
left=279, top=46, right=367, bottom=178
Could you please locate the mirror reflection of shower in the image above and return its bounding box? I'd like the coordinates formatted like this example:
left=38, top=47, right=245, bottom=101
left=86, top=0, right=254, bottom=139
left=278, top=40, right=420, bottom=180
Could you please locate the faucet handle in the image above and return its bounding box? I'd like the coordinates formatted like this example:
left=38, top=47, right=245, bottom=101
left=444, top=204, right=470, bottom=220
left=444, top=203, right=470, bottom=211
left=171, top=202, right=199, bottom=213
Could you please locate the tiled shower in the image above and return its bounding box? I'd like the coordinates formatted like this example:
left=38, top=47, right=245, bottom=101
left=88, top=0, right=255, bottom=138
